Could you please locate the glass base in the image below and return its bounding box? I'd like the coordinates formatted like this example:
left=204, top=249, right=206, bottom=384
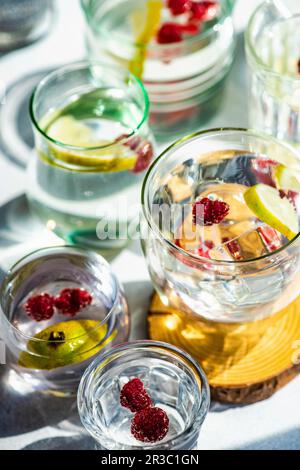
left=148, top=292, right=300, bottom=404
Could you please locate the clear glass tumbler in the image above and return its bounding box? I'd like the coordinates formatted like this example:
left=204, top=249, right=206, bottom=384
left=141, top=128, right=300, bottom=322
left=28, top=61, right=155, bottom=252
left=78, top=341, right=210, bottom=450
left=246, top=0, right=300, bottom=149
left=81, top=0, right=236, bottom=141
left=0, top=246, right=130, bottom=395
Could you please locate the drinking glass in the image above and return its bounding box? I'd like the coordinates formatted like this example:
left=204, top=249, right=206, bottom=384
left=246, top=0, right=300, bottom=149
left=78, top=341, right=210, bottom=450
left=0, top=246, right=130, bottom=395
left=81, top=0, right=236, bottom=141
left=141, top=128, right=300, bottom=322
left=28, top=61, right=155, bottom=252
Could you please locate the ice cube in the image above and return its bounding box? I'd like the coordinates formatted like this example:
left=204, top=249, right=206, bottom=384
left=209, top=225, right=283, bottom=261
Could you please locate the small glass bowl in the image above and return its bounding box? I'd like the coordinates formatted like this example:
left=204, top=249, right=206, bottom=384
left=78, top=340, right=210, bottom=450
left=28, top=60, right=155, bottom=252
left=0, top=246, right=130, bottom=395
left=81, top=0, right=236, bottom=141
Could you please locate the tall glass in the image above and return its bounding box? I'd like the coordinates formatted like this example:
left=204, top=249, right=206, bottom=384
left=28, top=61, right=155, bottom=252
left=141, top=128, right=300, bottom=323
left=81, top=0, right=236, bottom=141
left=78, top=341, right=210, bottom=450
left=0, top=246, right=130, bottom=395
left=245, top=0, right=300, bottom=149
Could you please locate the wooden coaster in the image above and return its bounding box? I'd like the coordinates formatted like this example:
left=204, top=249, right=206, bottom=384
left=148, top=294, right=300, bottom=404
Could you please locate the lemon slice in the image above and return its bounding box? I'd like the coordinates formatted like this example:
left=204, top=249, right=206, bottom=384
left=274, top=164, right=300, bottom=192
left=41, top=115, right=138, bottom=172
left=244, top=184, right=299, bottom=240
left=129, top=0, right=163, bottom=78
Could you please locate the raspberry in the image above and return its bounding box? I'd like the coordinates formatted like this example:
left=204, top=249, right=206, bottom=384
left=257, top=226, right=282, bottom=251
left=157, top=23, right=183, bottom=44
left=190, top=1, right=219, bottom=21
left=168, top=0, right=191, bottom=15
left=198, top=240, right=214, bottom=258
left=132, top=141, right=154, bottom=173
left=120, top=378, right=152, bottom=412
left=193, top=198, right=230, bottom=226
left=131, top=407, right=169, bottom=443
left=279, top=189, right=298, bottom=209
left=222, top=237, right=243, bottom=261
left=54, top=288, right=92, bottom=316
left=25, top=294, right=55, bottom=322
left=298, top=59, right=300, bottom=74
left=180, top=23, right=200, bottom=35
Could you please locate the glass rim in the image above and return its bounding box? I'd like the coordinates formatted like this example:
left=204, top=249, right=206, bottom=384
left=78, top=340, right=210, bottom=449
left=141, top=127, right=300, bottom=266
left=245, top=3, right=300, bottom=82
left=29, top=60, right=150, bottom=151
left=0, top=245, right=122, bottom=344
left=80, top=0, right=234, bottom=52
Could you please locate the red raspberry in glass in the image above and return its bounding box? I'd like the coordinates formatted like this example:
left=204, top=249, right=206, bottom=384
left=198, top=240, right=214, bottom=258
left=180, top=22, right=200, bottom=35
left=190, top=1, right=219, bottom=22
left=54, top=288, right=92, bottom=316
left=120, top=378, right=152, bottom=412
left=222, top=237, right=243, bottom=261
left=131, top=407, right=169, bottom=443
left=257, top=226, right=282, bottom=252
left=25, top=293, right=55, bottom=322
left=193, top=197, right=230, bottom=226
left=157, top=23, right=183, bottom=44
left=279, top=189, right=299, bottom=209
left=168, top=0, right=191, bottom=16
left=132, top=141, right=154, bottom=173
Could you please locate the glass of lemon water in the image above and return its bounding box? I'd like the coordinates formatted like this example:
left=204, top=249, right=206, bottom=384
left=28, top=61, right=155, bottom=252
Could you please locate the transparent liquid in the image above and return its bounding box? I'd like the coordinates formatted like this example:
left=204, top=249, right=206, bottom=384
left=249, top=16, right=300, bottom=147
left=145, top=150, right=300, bottom=322
left=28, top=88, right=152, bottom=250
left=83, top=358, right=200, bottom=450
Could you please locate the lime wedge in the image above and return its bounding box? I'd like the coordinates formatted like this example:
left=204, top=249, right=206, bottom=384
left=274, top=164, right=300, bottom=192
left=244, top=184, right=299, bottom=240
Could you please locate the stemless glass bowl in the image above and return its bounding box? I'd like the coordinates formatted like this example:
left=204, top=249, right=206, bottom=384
left=28, top=61, right=155, bottom=252
left=78, top=341, right=210, bottom=450
left=245, top=0, right=300, bottom=148
left=141, top=128, right=300, bottom=323
left=81, top=0, right=236, bottom=141
left=0, top=246, right=130, bottom=395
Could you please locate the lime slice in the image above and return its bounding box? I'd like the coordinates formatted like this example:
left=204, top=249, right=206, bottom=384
left=41, top=115, right=138, bottom=172
left=274, top=164, right=300, bottom=192
left=244, top=184, right=299, bottom=240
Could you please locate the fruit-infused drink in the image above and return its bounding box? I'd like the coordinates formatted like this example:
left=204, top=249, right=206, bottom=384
left=142, top=129, right=300, bottom=322
left=28, top=61, right=154, bottom=252
left=78, top=341, right=210, bottom=450
left=0, top=247, right=130, bottom=394
left=81, top=0, right=235, bottom=141
left=246, top=1, right=300, bottom=148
